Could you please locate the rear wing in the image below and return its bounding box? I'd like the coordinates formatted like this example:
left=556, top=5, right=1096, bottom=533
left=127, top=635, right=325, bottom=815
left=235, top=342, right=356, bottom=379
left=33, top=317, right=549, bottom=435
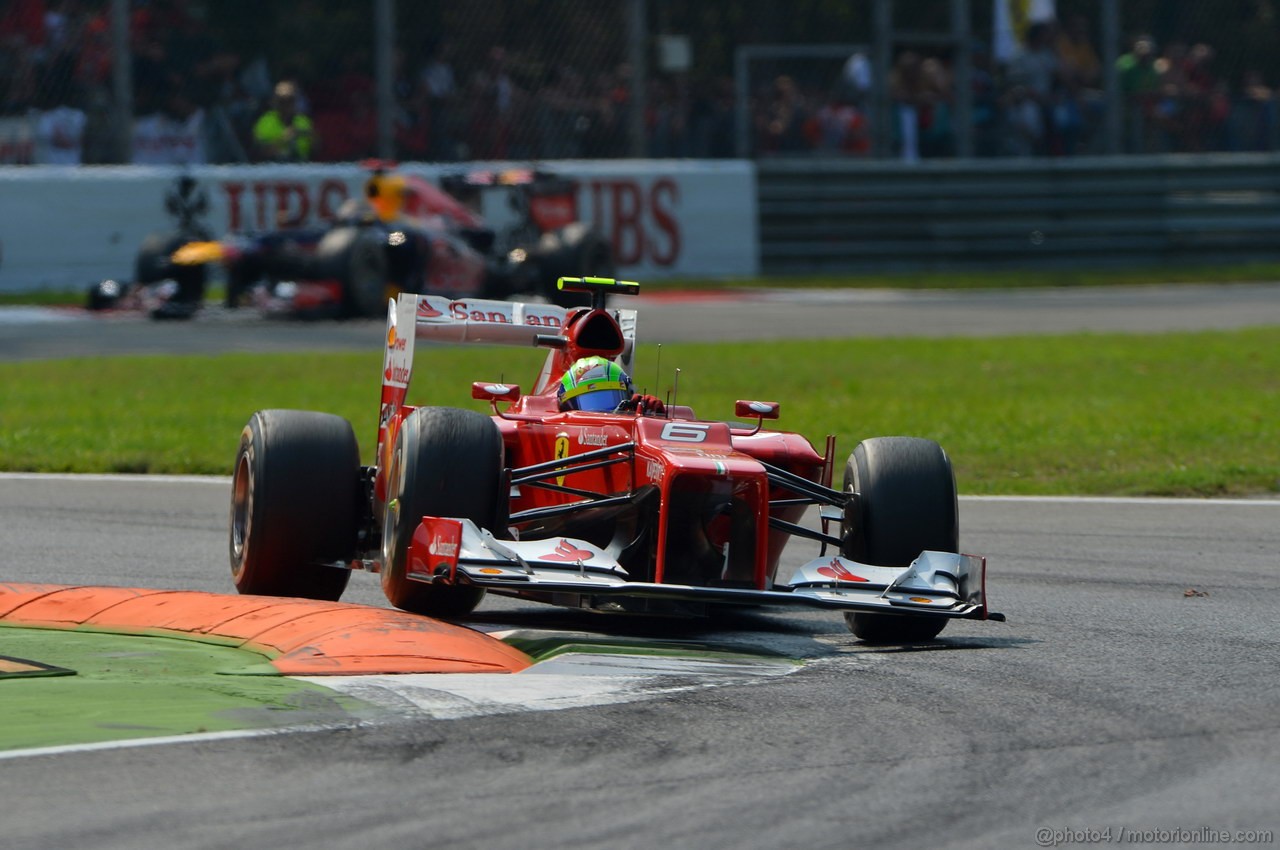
left=380, top=293, right=638, bottom=403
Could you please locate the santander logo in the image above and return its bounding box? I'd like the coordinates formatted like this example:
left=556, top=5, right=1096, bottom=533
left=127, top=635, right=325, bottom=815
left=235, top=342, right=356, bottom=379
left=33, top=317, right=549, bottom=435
left=429, top=538, right=458, bottom=558
left=541, top=539, right=594, bottom=562
left=816, top=559, right=868, bottom=582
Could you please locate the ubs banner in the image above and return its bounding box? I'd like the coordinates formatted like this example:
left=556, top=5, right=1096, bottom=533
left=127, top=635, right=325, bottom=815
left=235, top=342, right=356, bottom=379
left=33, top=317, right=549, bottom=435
left=0, top=160, right=758, bottom=293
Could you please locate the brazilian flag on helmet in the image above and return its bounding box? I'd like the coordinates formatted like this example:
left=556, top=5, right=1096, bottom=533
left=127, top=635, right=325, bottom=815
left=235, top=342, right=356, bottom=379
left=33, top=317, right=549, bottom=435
left=558, top=356, right=635, bottom=412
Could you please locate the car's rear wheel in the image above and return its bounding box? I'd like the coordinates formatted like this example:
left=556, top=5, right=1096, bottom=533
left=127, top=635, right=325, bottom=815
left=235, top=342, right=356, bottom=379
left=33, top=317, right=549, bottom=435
left=135, top=232, right=183, bottom=284
left=230, top=409, right=359, bottom=600
left=381, top=407, right=503, bottom=618
left=841, top=437, right=958, bottom=643
left=346, top=228, right=391, bottom=318
left=538, top=224, right=613, bottom=308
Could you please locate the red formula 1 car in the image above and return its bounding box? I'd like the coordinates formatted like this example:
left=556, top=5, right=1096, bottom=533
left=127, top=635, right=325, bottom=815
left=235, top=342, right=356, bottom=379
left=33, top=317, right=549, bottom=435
left=229, top=277, right=1002, bottom=641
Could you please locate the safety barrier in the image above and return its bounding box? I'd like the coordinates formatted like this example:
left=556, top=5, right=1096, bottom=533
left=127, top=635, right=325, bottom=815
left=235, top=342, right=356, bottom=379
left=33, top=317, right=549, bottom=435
left=757, top=153, right=1280, bottom=273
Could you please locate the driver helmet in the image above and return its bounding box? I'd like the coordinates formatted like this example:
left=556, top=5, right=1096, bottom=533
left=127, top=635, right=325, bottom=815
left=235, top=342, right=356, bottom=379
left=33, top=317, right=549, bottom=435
left=558, top=356, right=634, bottom=412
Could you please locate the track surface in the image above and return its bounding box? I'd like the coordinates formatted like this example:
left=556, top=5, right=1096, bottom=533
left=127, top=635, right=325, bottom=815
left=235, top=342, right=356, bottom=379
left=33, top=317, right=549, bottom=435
left=2, top=287, right=1279, bottom=848
left=4, top=281, right=1280, bottom=359
left=2, top=479, right=1278, bottom=849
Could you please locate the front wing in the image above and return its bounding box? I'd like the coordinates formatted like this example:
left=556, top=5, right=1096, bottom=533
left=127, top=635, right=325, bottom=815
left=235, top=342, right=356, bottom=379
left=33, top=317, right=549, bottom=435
left=408, top=517, right=1002, bottom=621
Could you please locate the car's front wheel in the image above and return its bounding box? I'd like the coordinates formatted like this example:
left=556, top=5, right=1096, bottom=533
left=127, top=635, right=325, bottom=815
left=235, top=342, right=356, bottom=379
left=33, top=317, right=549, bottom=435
left=841, top=436, right=958, bottom=643
left=381, top=407, right=503, bottom=618
left=230, top=409, right=360, bottom=600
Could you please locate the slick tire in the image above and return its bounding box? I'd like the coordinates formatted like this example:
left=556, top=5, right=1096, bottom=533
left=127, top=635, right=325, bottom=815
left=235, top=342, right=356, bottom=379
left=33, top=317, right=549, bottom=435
left=345, top=227, right=391, bottom=318
left=135, top=232, right=183, bottom=284
left=841, top=437, right=958, bottom=643
left=230, top=410, right=360, bottom=601
left=381, top=407, right=503, bottom=618
left=539, top=224, right=613, bottom=308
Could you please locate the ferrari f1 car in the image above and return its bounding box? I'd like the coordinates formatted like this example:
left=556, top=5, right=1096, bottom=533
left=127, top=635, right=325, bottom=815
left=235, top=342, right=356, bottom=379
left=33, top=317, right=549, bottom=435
left=89, top=166, right=612, bottom=319
left=229, top=277, right=1003, bottom=641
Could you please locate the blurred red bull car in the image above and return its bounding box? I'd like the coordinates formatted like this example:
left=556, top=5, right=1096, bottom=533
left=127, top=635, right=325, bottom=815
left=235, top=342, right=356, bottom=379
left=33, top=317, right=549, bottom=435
left=87, top=165, right=614, bottom=319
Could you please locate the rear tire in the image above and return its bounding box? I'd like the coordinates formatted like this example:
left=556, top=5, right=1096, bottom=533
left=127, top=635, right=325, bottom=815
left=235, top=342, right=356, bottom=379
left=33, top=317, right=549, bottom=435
left=539, top=224, right=614, bottom=308
left=135, top=232, right=183, bottom=284
left=229, top=410, right=359, bottom=600
left=381, top=407, right=503, bottom=617
left=841, top=437, right=958, bottom=643
left=345, top=228, right=391, bottom=318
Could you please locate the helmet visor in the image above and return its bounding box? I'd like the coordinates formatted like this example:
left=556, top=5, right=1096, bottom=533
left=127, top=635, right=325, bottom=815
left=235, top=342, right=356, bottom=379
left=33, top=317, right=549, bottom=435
left=574, top=388, right=629, bottom=412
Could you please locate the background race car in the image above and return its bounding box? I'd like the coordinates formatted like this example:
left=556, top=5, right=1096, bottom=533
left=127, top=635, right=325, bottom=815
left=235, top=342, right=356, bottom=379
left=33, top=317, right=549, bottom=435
left=87, top=166, right=614, bottom=319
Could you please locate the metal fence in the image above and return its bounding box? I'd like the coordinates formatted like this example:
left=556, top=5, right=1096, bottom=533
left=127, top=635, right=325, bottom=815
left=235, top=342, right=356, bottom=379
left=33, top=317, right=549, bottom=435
left=756, top=152, right=1280, bottom=272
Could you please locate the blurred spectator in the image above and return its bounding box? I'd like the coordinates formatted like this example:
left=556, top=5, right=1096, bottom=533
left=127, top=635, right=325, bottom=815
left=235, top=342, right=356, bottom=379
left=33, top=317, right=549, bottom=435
left=1006, top=22, right=1061, bottom=155
left=1056, top=15, right=1101, bottom=90
left=316, top=86, right=375, bottom=161
left=919, top=57, right=955, bottom=157
left=465, top=46, right=515, bottom=159
left=1056, top=14, right=1103, bottom=152
left=419, top=38, right=458, bottom=161
left=971, top=40, right=1004, bottom=157
left=1179, top=43, right=1228, bottom=151
left=582, top=64, right=627, bottom=157
left=805, top=90, right=869, bottom=155
left=758, top=74, right=807, bottom=155
left=891, top=51, right=954, bottom=161
left=1231, top=69, right=1277, bottom=151
left=391, top=47, right=429, bottom=160
left=161, top=2, right=239, bottom=110
left=536, top=64, right=589, bottom=159
left=253, top=80, right=313, bottom=161
left=841, top=51, right=872, bottom=104
left=132, top=84, right=206, bottom=165
left=1116, top=35, right=1161, bottom=152
left=31, top=59, right=84, bottom=164
left=0, top=0, right=46, bottom=64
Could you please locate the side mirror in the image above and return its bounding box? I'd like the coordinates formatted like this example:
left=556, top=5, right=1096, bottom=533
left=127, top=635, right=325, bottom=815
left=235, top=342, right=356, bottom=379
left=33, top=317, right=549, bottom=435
left=472, top=381, right=521, bottom=403
left=735, top=400, right=780, bottom=420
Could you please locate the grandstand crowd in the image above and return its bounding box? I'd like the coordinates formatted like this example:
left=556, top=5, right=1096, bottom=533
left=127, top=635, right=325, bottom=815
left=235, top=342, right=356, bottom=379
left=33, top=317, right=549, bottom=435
left=2, top=0, right=1277, bottom=165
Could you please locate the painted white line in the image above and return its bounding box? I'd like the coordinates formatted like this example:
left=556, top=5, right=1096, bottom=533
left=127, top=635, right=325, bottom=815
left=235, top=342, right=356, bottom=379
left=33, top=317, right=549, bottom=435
left=0, top=306, right=84, bottom=324
left=301, top=652, right=798, bottom=721
left=0, top=722, right=358, bottom=762
left=961, top=495, right=1280, bottom=507
left=0, top=472, right=230, bottom=484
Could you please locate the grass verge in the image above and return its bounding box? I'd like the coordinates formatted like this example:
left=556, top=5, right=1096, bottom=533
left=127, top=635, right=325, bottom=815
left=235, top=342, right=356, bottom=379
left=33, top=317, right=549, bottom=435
left=1, top=328, right=1277, bottom=496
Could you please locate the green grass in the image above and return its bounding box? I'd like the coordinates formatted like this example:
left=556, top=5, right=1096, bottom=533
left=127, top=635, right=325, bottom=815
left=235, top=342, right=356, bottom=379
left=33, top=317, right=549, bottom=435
left=0, top=627, right=363, bottom=751
left=7, top=261, right=1280, bottom=306
left=2, top=329, right=1278, bottom=496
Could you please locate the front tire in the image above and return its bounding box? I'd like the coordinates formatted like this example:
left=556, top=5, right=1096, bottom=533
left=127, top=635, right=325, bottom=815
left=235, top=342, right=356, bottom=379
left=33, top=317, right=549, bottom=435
left=381, top=407, right=503, bottom=617
left=229, top=410, right=360, bottom=600
left=841, top=437, right=958, bottom=643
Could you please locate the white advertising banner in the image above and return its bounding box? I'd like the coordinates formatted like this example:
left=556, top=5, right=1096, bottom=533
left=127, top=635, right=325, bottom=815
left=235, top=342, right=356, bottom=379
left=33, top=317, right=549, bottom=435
left=0, top=160, right=757, bottom=293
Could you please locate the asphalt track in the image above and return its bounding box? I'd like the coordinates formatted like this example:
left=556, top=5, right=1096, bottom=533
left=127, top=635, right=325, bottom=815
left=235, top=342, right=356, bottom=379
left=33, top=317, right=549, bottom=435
left=4, top=280, right=1280, bottom=359
left=2, top=286, right=1280, bottom=848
